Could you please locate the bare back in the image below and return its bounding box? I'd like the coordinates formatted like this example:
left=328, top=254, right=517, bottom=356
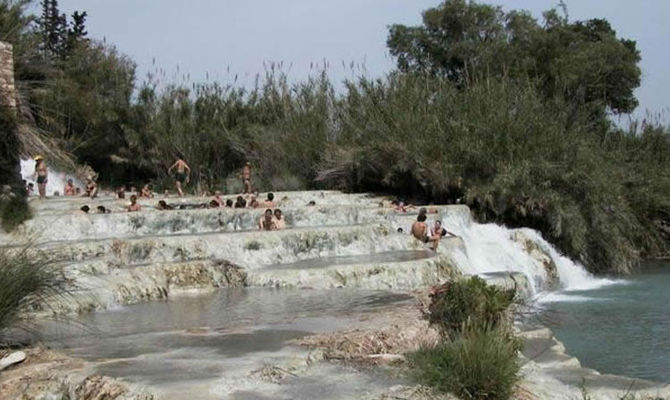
left=411, top=222, right=427, bottom=241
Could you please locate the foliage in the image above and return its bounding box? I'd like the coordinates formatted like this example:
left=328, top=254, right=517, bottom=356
left=387, top=0, right=641, bottom=116
left=428, top=276, right=515, bottom=339
left=0, top=248, right=64, bottom=341
left=409, top=323, right=521, bottom=400
left=1, top=0, right=669, bottom=274
left=0, top=106, right=30, bottom=231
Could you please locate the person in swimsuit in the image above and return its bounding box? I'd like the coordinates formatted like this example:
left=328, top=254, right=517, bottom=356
left=273, top=209, right=285, bottom=230
left=263, top=193, right=275, bottom=208
left=431, top=220, right=458, bottom=238
left=241, top=161, right=252, bottom=194
left=157, top=200, right=174, bottom=210
left=33, top=156, right=48, bottom=199
left=411, top=213, right=439, bottom=251
left=85, top=178, right=98, bottom=198
left=213, top=191, right=224, bottom=207
left=64, top=179, right=76, bottom=196
left=168, top=157, right=191, bottom=197
left=140, top=184, right=153, bottom=199
left=128, top=195, right=141, bottom=212
left=234, top=196, right=247, bottom=208
left=258, top=209, right=277, bottom=231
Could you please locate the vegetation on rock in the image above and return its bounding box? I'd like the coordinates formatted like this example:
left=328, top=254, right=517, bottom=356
left=0, top=248, right=64, bottom=343
left=409, top=278, right=520, bottom=400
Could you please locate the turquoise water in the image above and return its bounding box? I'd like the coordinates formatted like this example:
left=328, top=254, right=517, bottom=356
left=541, top=263, right=670, bottom=383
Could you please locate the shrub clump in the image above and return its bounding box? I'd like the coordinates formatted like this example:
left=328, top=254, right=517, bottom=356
left=0, top=194, right=32, bottom=232
left=409, top=324, right=521, bottom=400
left=427, top=276, right=516, bottom=339
left=0, top=248, right=64, bottom=342
left=409, top=277, right=521, bottom=400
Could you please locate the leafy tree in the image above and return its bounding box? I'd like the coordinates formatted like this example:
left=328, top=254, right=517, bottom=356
left=387, top=0, right=641, bottom=116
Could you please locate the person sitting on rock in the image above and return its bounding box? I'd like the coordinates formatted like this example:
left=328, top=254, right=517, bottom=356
left=411, top=213, right=439, bottom=251
left=140, top=184, right=153, bottom=199
left=85, top=178, right=98, bottom=198
left=213, top=191, right=225, bottom=207
left=263, top=193, right=275, bottom=208
left=258, top=209, right=277, bottom=231
left=128, top=195, right=141, bottom=212
left=273, top=208, right=285, bottom=230
left=64, top=179, right=76, bottom=196
left=234, top=196, right=247, bottom=208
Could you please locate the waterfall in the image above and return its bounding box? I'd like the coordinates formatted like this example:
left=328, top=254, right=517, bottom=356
left=439, top=209, right=616, bottom=299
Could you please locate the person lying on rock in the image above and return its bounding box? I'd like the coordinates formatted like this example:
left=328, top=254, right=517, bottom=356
left=273, top=208, right=285, bottom=230
left=431, top=220, right=458, bottom=239
left=411, top=213, right=439, bottom=251
left=258, top=209, right=277, bottom=231
left=157, top=200, right=173, bottom=210
left=128, top=195, right=141, bottom=212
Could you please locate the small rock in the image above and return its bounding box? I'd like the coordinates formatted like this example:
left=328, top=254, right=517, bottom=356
left=0, top=351, right=26, bottom=371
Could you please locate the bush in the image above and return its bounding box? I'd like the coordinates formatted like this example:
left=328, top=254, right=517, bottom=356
left=409, top=323, right=521, bottom=400
left=428, top=276, right=516, bottom=339
left=0, top=248, right=64, bottom=342
left=0, top=195, right=32, bottom=232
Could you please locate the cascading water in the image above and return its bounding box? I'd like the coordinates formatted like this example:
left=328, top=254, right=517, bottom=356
left=437, top=209, right=615, bottom=298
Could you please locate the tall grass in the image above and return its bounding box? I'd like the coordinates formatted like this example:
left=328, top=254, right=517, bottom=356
left=409, top=277, right=521, bottom=400
left=428, top=277, right=516, bottom=340
left=0, top=248, right=64, bottom=344
left=409, top=323, right=521, bottom=400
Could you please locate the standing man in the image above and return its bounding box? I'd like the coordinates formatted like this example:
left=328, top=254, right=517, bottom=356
left=242, top=161, right=252, bottom=194
left=168, top=155, right=191, bottom=197
left=33, top=156, right=48, bottom=199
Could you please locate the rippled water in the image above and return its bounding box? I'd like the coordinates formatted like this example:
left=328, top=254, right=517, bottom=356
left=28, top=287, right=413, bottom=399
left=541, top=263, right=670, bottom=383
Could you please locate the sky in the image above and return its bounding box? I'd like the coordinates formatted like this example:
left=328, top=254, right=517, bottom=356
left=54, top=0, right=669, bottom=122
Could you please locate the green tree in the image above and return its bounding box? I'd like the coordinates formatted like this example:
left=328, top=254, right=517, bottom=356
left=387, top=0, right=641, bottom=115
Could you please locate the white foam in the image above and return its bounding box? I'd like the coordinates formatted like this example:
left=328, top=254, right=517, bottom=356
left=439, top=212, right=616, bottom=296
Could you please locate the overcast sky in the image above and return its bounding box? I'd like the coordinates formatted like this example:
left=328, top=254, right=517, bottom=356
left=56, top=0, right=668, bottom=122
